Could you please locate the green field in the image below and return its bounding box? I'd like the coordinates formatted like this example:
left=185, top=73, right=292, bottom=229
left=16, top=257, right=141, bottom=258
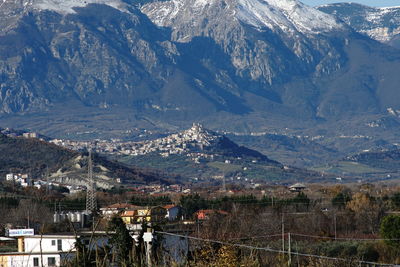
left=313, top=161, right=387, bottom=174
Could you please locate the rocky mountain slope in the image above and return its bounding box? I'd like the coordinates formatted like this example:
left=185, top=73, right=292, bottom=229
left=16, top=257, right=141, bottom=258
left=318, top=3, right=400, bottom=48
left=1, top=0, right=400, bottom=165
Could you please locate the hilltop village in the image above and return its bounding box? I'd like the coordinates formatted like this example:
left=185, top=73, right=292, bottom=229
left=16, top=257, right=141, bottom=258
left=2, top=125, right=400, bottom=266
left=50, top=124, right=225, bottom=163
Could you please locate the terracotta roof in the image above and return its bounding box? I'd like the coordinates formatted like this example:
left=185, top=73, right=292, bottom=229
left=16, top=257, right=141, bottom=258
left=196, top=209, right=228, bottom=215
left=121, top=210, right=136, bottom=217
left=163, top=204, right=178, bottom=210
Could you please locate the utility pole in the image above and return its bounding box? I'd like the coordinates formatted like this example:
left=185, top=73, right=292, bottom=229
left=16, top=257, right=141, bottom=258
left=143, top=228, right=153, bottom=267
left=282, top=213, right=285, bottom=252
left=288, top=232, right=291, bottom=267
left=334, top=213, right=337, bottom=240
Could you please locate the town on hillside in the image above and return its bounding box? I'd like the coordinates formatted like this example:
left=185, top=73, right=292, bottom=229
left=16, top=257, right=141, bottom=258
left=2, top=127, right=400, bottom=266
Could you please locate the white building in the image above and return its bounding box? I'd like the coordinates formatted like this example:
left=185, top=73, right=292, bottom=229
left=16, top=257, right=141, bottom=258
left=5, top=173, right=14, bottom=181
left=164, top=205, right=181, bottom=221
left=5, top=173, right=32, bottom=187
left=24, top=235, right=76, bottom=253
left=0, top=235, right=76, bottom=267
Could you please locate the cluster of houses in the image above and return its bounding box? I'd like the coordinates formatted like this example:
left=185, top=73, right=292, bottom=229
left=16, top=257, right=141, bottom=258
left=0, top=128, right=40, bottom=139
left=5, top=173, right=32, bottom=187
left=100, top=203, right=181, bottom=225
left=4, top=173, right=85, bottom=194
left=0, top=203, right=188, bottom=266
left=0, top=183, right=310, bottom=267
left=135, top=184, right=191, bottom=194
left=49, top=123, right=225, bottom=163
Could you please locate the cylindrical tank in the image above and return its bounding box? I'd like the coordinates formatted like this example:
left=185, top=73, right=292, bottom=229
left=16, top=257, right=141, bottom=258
left=66, top=212, right=72, bottom=222
left=70, top=212, right=77, bottom=222
left=60, top=213, right=67, bottom=221
left=75, top=212, right=83, bottom=223
left=53, top=212, right=60, bottom=223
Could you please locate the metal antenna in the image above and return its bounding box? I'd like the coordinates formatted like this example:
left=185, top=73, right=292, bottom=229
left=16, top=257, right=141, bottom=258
left=86, top=149, right=97, bottom=212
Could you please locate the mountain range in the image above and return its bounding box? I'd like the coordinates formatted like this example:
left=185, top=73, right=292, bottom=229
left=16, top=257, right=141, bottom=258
left=1, top=0, right=400, bottom=167
left=318, top=3, right=400, bottom=48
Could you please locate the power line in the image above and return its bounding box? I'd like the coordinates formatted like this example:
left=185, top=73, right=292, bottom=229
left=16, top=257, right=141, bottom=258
left=229, top=234, right=283, bottom=241
left=290, top=233, right=400, bottom=242
left=225, top=232, right=400, bottom=242
left=155, top=231, right=395, bottom=266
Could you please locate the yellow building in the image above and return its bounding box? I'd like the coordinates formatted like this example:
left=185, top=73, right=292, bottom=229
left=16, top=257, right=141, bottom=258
left=121, top=210, right=138, bottom=224
left=121, top=206, right=166, bottom=224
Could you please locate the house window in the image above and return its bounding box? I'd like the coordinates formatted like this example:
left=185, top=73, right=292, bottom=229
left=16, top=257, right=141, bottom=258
left=33, top=257, right=39, bottom=267
left=57, top=239, right=62, bottom=251
left=51, top=240, right=56, bottom=246
left=48, top=257, right=56, bottom=266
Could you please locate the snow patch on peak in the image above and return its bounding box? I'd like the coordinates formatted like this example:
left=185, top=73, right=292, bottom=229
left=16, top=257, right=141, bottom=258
left=142, top=0, right=214, bottom=27
left=237, top=0, right=343, bottom=33
left=193, top=0, right=210, bottom=8
left=379, top=6, right=400, bottom=10
left=32, top=0, right=127, bottom=14
left=142, top=0, right=343, bottom=34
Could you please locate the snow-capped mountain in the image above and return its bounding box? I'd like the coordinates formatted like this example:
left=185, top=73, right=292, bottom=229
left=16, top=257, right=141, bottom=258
left=1, top=0, right=400, bottom=159
left=318, top=3, right=400, bottom=48
left=142, top=0, right=343, bottom=35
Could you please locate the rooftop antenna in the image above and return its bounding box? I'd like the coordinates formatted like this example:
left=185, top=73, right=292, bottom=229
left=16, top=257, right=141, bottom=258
left=86, top=149, right=97, bottom=212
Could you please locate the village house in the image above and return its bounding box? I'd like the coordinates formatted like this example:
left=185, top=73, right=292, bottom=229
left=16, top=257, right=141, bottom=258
left=0, top=234, right=76, bottom=267
left=0, top=231, right=112, bottom=267
left=121, top=206, right=167, bottom=225
left=163, top=205, right=181, bottom=221
left=100, top=203, right=138, bottom=218
left=195, top=209, right=229, bottom=221
left=5, top=173, right=32, bottom=187
left=289, top=183, right=307, bottom=192
left=121, top=210, right=138, bottom=225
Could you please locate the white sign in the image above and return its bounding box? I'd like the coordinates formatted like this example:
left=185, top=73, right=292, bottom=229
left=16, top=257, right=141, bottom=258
left=8, top=229, right=34, bottom=237
left=143, top=232, right=153, bottom=242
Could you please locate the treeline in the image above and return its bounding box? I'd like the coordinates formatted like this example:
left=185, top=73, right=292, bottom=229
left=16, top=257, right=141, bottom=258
left=179, top=193, right=312, bottom=217
left=126, top=190, right=400, bottom=219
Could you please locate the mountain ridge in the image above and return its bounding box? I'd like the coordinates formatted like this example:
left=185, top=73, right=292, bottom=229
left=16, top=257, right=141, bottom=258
left=317, top=3, right=400, bottom=48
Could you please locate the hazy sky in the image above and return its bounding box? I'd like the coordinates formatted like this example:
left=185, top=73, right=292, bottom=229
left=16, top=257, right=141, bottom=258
left=302, top=0, right=400, bottom=7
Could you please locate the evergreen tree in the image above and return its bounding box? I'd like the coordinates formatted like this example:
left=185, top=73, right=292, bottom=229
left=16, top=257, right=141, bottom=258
left=108, top=216, right=133, bottom=266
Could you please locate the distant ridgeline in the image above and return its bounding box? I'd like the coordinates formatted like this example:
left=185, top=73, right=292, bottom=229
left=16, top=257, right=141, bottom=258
left=345, top=149, right=400, bottom=172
